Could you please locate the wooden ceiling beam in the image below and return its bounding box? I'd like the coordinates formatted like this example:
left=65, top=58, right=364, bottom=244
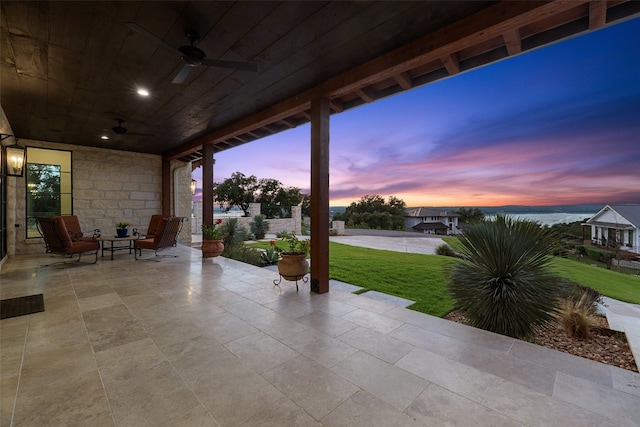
left=279, top=118, right=297, bottom=128
left=232, top=135, right=248, bottom=143
left=503, top=29, right=522, bottom=55
left=393, top=72, right=413, bottom=90
left=166, top=1, right=599, bottom=161
left=354, top=87, right=375, bottom=103
left=441, top=53, right=460, bottom=75
left=320, top=1, right=589, bottom=98
left=589, top=0, right=607, bottom=30
left=263, top=125, right=278, bottom=134
left=330, top=99, right=344, bottom=113
left=164, top=98, right=311, bottom=159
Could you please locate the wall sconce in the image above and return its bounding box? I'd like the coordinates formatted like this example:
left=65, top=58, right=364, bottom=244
left=190, top=179, right=197, bottom=195
left=2, top=135, right=26, bottom=177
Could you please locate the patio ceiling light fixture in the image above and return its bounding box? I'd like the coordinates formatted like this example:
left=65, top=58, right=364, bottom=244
left=2, top=134, right=26, bottom=177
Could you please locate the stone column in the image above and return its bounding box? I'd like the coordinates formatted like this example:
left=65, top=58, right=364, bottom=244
left=249, top=203, right=261, bottom=218
left=292, top=206, right=302, bottom=235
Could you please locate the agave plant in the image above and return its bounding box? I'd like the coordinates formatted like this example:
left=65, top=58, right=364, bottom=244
left=250, top=214, right=269, bottom=240
left=448, top=214, right=564, bottom=339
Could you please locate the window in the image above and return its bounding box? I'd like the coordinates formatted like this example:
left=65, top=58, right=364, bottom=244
left=26, top=148, right=72, bottom=238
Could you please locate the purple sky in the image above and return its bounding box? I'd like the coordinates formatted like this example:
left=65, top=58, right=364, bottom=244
left=193, top=17, right=640, bottom=207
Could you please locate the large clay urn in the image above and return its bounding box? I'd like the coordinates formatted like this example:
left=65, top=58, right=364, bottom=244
left=202, top=239, right=224, bottom=259
left=277, top=253, right=309, bottom=281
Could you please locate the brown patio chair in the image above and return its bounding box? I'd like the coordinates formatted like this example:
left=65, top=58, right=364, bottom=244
left=36, top=216, right=100, bottom=265
left=60, top=215, right=100, bottom=242
left=134, top=216, right=186, bottom=260
left=135, top=214, right=170, bottom=239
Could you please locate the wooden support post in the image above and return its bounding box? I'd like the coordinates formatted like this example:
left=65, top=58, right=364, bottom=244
left=310, top=98, right=330, bottom=294
left=202, top=142, right=215, bottom=226
left=162, top=158, right=171, bottom=215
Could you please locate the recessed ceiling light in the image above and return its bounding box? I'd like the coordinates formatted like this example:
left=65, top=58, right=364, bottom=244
left=137, top=88, right=150, bottom=97
left=100, top=135, right=109, bottom=140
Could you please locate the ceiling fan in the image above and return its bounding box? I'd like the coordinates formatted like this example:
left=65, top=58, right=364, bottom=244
left=126, top=22, right=258, bottom=84
left=110, top=119, right=155, bottom=137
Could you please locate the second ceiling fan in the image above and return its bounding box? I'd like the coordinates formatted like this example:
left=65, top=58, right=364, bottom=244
left=127, top=22, right=258, bottom=84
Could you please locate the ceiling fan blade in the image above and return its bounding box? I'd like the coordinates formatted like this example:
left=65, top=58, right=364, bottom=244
left=127, top=132, right=156, bottom=137
left=201, top=59, right=258, bottom=72
left=172, top=64, right=193, bottom=84
left=126, top=22, right=182, bottom=55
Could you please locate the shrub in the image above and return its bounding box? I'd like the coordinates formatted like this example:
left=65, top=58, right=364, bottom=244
left=555, top=292, right=596, bottom=339
left=223, top=242, right=263, bottom=266
left=435, top=243, right=456, bottom=257
left=260, top=246, right=280, bottom=266
left=448, top=214, right=564, bottom=339
left=220, top=218, right=249, bottom=246
left=250, top=215, right=269, bottom=240
left=583, top=245, right=615, bottom=263
left=563, top=282, right=603, bottom=312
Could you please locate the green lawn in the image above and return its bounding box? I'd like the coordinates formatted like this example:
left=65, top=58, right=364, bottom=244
left=249, top=240, right=456, bottom=316
left=329, top=242, right=457, bottom=316
left=247, top=239, right=640, bottom=316
left=551, top=257, right=640, bottom=304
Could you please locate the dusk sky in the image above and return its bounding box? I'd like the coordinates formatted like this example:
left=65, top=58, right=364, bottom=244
left=194, top=17, right=640, bottom=207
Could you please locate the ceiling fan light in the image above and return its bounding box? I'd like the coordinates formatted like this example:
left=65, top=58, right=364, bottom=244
left=137, top=88, right=149, bottom=97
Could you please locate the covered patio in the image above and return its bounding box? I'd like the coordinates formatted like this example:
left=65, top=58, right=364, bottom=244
left=2, top=1, right=640, bottom=425
left=3, top=1, right=640, bottom=292
left=2, top=247, right=639, bottom=425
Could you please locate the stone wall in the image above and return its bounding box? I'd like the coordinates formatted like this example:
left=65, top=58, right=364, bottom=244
left=11, top=139, right=163, bottom=255
left=192, top=202, right=302, bottom=238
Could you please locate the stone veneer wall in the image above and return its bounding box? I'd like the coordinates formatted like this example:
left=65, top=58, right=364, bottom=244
left=191, top=202, right=302, bottom=237
left=12, top=139, right=163, bottom=255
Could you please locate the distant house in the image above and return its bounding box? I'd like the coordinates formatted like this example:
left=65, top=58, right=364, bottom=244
left=404, top=208, right=461, bottom=235
left=584, top=204, right=640, bottom=255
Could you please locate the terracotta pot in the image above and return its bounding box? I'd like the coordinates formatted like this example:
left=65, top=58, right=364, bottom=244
left=202, top=239, right=224, bottom=258
left=277, top=253, right=309, bottom=281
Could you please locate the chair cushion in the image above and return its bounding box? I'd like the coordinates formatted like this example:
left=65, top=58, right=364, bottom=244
left=65, top=240, right=99, bottom=254
left=134, top=238, right=156, bottom=249
left=54, top=217, right=74, bottom=248
left=60, top=215, right=97, bottom=242
left=146, top=214, right=169, bottom=238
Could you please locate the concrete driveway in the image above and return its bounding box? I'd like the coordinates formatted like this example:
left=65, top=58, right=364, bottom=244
left=329, top=229, right=445, bottom=255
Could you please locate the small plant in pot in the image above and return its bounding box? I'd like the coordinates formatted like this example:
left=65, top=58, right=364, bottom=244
left=116, top=222, right=130, bottom=238
left=270, top=232, right=310, bottom=281
left=201, top=219, right=225, bottom=259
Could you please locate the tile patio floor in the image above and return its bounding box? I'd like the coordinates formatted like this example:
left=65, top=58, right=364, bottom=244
left=1, top=244, right=639, bottom=426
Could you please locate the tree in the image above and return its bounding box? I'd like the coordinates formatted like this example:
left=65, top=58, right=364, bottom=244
left=447, top=214, right=564, bottom=339
left=332, top=195, right=406, bottom=230
left=274, top=186, right=305, bottom=218
left=213, top=172, right=308, bottom=218
left=213, top=172, right=259, bottom=216
left=455, top=207, right=485, bottom=224
left=255, top=178, right=283, bottom=218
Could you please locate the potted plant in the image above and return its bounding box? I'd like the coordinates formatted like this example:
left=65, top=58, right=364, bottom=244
left=270, top=232, right=310, bottom=281
left=116, top=222, right=130, bottom=238
left=201, top=219, right=225, bottom=259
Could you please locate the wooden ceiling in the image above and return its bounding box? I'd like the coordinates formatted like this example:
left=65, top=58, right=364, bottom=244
left=2, top=1, right=639, bottom=166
